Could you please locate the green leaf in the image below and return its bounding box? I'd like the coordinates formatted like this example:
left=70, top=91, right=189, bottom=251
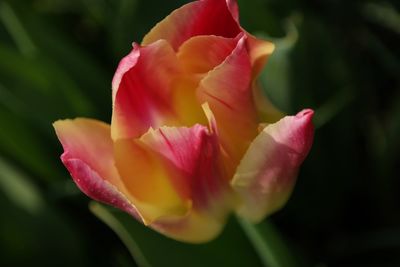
left=0, top=107, right=61, bottom=182
left=90, top=202, right=262, bottom=267
left=0, top=155, right=44, bottom=214
left=313, top=86, right=356, bottom=129
left=237, top=217, right=297, bottom=267
left=259, top=17, right=299, bottom=113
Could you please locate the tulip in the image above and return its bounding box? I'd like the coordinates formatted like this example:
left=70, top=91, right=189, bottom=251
left=53, top=0, right=314, bottom=243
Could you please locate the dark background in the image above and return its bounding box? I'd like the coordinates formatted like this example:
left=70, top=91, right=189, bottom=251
left=0, top=0, right=399, bottom=266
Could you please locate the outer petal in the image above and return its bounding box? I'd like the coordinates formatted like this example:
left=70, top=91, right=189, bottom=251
left=226, top=0, right=239, bottom=21
left=114, top=124, right=231, bottom=242
left=111, top=40, right=181, bottom=140
left=152, top=210, right=226, bottom=243
left=197, top=36, right=258, bottom=174
left=53, top=119, right=142, bottom=221
left=142, top=0, right=241, bottom=51
left=231, top=109, right=314, bottom=222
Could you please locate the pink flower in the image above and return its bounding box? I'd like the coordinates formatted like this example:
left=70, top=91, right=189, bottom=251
left=53, top=0, right=314, bottom=243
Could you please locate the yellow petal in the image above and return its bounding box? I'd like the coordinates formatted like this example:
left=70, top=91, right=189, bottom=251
left=114, top=137, right=191, bottom=224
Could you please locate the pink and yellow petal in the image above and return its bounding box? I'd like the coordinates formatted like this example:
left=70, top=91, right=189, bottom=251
left=245, top=33, right=275, bottom=78
left=53, top=118, right=142, bottom=221
left=197, top=36, right=259, bottom=173
left=111, top=40, right=181, bottom=140
left=142, top=0, right=240, bottom=51
left=139, top=125, right=229, bottom=211
left=177, top=35, right=240, bottom=74
left=113, top=138, right=190, bottom=224
left=114, top=123, right=230, bottom=224
left=170, top=76, right=208, bottom=127
left=231, top=109, right=314, bottom=222
left=151, top=209, right=227, bottom=243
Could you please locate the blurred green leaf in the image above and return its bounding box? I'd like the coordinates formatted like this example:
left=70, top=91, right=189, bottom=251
left=260, top=17, right=299, bottom=113
left=0, top=1, right=36, bottom=56
left=0, top=155, right=44, bottom=214
left=0, top=44, right=94, bottom=121
left=0, top=107, right=61, bottom=181
left=108, top=0, right=139, bottom=56
left=237, top=217, right=297, bottom=267
left=90, top=202, right=262, bottom=267
left=313, top=86, right=356, bottom=129
left=0, top=190, right=88, bottom=267
left=364, top=2, right=400, bottom=34
left=2, top=0, right=109, bottom=116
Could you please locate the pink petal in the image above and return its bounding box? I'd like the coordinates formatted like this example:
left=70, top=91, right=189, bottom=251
left=111, top=40, right=181, bottom=140
left=226, top=0, right=239, bottom=21
left=142, top=0, right=241, bottom=51
left=231, top=109, right=315, bottom=222
left=197, top=36, right=259, bottom=173
left=53, top=119, right=142, bottom=221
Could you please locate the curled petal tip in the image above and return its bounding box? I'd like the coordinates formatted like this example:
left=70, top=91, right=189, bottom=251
left=297, top=108, right=314, bottom=118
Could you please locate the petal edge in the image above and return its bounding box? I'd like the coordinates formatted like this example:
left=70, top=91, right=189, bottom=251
left=231, top=109, right=314, bottom=222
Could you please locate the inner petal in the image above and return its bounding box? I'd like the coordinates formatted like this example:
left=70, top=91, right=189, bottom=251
left=177, top=35, right=240, bottom=74
left=114, top=138, right=191, bottom=223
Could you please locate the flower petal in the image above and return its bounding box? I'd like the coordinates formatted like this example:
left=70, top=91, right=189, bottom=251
left=142, top=0, right=241, bottom=51
left=115, top=124, right=229, bottom=212
left=142, top=125, right=229, bottom=210
left=113, top=137, right=191, bottom=224
left=226, top=0, right=239, bottom=21
left=144, top=124, right=231, bottom=243
left=54, top=119, right=228, bottom=243
left=53, top=119, right=142, bottom=221
left=151, top=210, right=226, bottom=243
left=177, top=35, right=240, bottom=74
left=246, top=34, right=275, bottom=78
left=114, top=124, right=231, bottom=242
left=231, top=109, right=314, bottom=222
left=197, top=36, right=258, bottom=174
left=111, top=40, right=181, bottom=140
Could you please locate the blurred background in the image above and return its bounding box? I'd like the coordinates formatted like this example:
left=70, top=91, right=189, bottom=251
left=0, top=0, right=399, bottom=266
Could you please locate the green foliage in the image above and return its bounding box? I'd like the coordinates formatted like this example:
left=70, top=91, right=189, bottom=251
left=90, top=203, right=263, bottom=267
left=0, top=0, right=399, bottom=266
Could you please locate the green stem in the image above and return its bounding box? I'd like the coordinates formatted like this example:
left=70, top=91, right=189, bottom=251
left=237, top=217, right=296, bottom=267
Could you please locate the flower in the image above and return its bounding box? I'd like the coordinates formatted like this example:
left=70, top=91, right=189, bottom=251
left=53, top=0, right=314, bottom=243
